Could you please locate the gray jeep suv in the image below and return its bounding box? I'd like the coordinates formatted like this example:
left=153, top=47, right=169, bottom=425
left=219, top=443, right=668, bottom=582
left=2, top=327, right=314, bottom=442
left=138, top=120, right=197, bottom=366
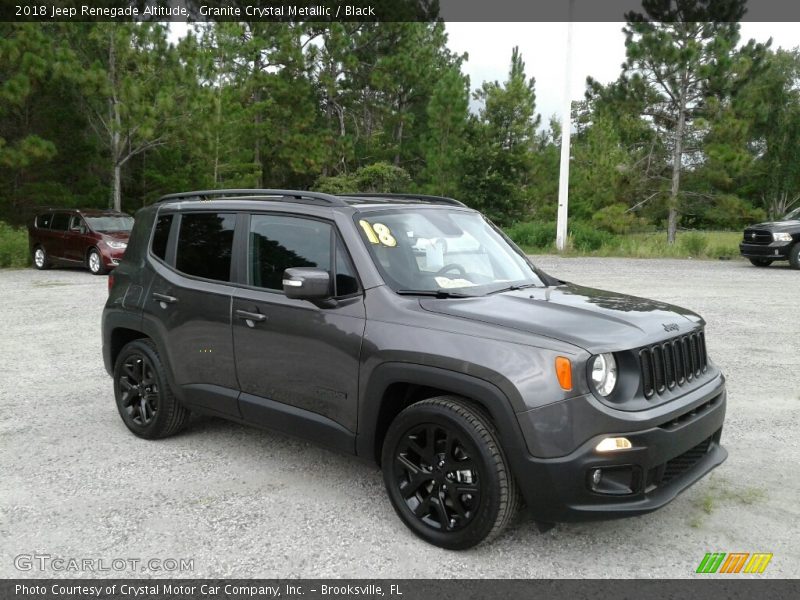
left=102, top=189, right=727, bottom=549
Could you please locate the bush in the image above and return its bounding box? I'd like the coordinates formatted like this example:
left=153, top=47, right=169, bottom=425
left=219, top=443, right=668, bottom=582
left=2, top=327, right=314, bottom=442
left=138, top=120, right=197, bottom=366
left=680, top=231, right=708, bottom=257
left=0, top=222, right=30, bottom=268
left=569, top=222, right=614, bottom=251
left=505, top=221, right=557, bottom=249
left=591, top=203, right=642, bottom=234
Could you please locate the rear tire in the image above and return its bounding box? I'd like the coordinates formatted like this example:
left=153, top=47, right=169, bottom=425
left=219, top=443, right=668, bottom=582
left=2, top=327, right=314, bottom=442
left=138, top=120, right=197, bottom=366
left=33, top=246, right=51, bottom=270
left=88, top=248, right=108, bottom=275
left=113, top=339, right=190, bottom=439
left=748, top=257, right=772, bottom=268
left=381, top=396, right=519, bottom=549
left=789, top=244, right=800, bottom=270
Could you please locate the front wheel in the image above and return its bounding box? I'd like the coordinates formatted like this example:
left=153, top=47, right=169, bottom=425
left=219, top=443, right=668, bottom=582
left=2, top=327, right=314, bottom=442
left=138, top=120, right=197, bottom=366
left=790, top=244, right=800, bottom=270
left=88, top=248, right=108, bottom=275
left=749, top=258, right=773, bottom=268
left=113, top=339, right=190, bottom=439
left=381, top=396, right=519, bottom=549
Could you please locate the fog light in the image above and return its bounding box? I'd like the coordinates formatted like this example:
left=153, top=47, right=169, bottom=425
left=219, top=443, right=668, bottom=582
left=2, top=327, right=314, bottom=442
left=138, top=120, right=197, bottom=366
left=591, top=469, right=602, bottom=486
left=595, top=437, right=632, bottom=452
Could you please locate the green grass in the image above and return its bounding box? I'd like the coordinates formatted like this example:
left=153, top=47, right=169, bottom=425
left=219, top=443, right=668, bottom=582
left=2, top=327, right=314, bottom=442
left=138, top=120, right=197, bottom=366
left=0, top=222, right=29, bottom=268
left=507, top=225, right=742, bottom=260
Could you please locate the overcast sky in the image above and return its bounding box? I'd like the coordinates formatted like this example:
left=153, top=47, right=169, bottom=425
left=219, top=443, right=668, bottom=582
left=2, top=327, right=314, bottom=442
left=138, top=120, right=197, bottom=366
left=446, top=22, right=800, bottom=123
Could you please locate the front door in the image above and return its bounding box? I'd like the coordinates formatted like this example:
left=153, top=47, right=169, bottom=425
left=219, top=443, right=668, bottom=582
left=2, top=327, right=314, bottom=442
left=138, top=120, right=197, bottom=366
left=231, top=213, right=365, bottom=444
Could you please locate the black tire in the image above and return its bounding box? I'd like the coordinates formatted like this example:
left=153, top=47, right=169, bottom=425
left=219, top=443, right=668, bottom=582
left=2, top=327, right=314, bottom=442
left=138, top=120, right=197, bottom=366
left=87, top=248, right=108, bottom=275
left=113, top=339, right=190, bottom=439
left=790, top=244, right=800, bottom=270
left=749, top=257, right=773, bottom=268
left=32, top=245, right=51, bottom=270
left=381, top=396, right=520, bottom=550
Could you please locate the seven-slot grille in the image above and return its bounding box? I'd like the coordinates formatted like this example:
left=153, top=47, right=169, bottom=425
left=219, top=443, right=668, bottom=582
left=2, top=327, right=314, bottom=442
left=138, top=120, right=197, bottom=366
left=743, top=228, right=773, bottom=245
left=639, top=330, right=707, bottom=398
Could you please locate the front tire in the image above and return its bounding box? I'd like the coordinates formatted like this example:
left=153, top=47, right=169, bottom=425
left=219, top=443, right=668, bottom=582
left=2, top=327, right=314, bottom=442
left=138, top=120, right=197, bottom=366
left=113, top=339, right=190, bottom=439
left=789, top=244, right=800, bottom=270
left=33, top=246, right=51, bottom=270
left=88, top=248, right=108, bottom=275
left=381, top=396, right=519, bottom=549
left=748, top=257, right=772, bottom=268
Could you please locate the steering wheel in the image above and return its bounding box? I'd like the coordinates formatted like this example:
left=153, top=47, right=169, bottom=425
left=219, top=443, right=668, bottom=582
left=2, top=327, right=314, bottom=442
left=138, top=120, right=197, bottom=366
left=434, top=263, right=467, bottom=277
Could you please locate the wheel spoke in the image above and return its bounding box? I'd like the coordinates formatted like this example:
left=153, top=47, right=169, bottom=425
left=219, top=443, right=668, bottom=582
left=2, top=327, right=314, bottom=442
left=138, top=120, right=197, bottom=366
left=434, top=491, right=451, bottom=530
left=401, top=471, right=431, bottom=499
left=413, top=496, right=431, bottom=518
left=445, top=488, right=468, bottom=518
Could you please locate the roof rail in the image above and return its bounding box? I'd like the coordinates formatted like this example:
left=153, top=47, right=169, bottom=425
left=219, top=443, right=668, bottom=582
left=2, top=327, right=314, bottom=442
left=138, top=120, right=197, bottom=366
left=341, top=193, right=467, bottom=207
left=156, top=189, right=348, bottom=207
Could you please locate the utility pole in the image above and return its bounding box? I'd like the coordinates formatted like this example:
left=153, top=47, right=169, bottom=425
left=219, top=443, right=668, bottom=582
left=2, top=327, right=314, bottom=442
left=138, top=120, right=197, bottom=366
left=556, top=4, right=574, bottom=252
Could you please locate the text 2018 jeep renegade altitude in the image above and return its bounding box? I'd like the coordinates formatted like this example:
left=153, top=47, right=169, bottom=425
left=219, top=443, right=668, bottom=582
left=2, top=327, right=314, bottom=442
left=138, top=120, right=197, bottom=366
left=102, top=189, right=727, bottom=549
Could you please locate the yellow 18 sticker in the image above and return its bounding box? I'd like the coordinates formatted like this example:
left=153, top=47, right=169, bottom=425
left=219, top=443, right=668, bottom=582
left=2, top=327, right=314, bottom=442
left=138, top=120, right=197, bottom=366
left=359, top=220, right=397, bottom=247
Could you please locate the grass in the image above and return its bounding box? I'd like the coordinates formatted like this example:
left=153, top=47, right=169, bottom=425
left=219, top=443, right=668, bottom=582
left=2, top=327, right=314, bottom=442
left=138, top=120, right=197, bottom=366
left=0, top=222, right=29, bottom=268
left=507, top=225, right=742, bottom=260
left=687, top=475, right=767, bottom=528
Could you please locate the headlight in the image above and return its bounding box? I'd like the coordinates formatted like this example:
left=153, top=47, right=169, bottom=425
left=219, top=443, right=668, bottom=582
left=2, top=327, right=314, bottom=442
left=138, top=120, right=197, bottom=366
left=105, top=240, right=127, bottom=249
left=773, top=232, right=792, bottom=242
left=589, top=353, right=618, bottom=397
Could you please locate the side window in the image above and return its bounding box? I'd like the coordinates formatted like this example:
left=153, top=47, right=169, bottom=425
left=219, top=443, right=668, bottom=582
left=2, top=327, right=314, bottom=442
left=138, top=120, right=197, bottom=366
left=249, top=215, right=332, bottom=291
left=175, top=212, right=235, bottom=282
left=335, top=237, right=359, bottom=296
left=68, top=215, right=85, bottom=233
left=50, top=213, right=70, bottom=231
left=151, top=214, right=173, bottom=261
left=36, top=213, right=52, bottom=229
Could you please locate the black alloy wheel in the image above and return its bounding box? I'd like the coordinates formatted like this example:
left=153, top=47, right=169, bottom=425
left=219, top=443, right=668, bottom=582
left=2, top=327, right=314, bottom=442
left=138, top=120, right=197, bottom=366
left=113, top=339, right=190, bottom=439
left=382, top=396, right=519, bottom=549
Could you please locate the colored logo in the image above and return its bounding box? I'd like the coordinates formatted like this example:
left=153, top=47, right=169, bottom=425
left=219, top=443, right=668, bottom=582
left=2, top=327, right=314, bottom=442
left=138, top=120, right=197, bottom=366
left=696, top=552, right=773, bottom=574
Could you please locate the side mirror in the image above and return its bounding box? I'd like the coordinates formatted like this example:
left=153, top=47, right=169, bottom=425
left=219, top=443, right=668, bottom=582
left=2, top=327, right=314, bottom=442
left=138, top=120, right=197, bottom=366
left=282, top=267, right=331, bottom=300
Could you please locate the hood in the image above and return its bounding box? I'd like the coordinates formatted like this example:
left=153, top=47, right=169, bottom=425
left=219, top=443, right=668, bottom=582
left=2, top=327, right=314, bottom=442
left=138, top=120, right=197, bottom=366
left=100, top=231, right=131, bottom=242
left=748, top=220, right=800, bottom=232
left=419, top=283, right=702, bottom=354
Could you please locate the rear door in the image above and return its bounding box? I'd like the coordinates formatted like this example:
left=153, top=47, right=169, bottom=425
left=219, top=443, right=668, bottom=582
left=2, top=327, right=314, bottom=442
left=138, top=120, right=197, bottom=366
left=142, top=210, right=241, bottom=417
left=46, top=212, right=70, bottom=259
left=231, top=212, right=365, bottom=445
left=64, top=214, right=89, bottom=262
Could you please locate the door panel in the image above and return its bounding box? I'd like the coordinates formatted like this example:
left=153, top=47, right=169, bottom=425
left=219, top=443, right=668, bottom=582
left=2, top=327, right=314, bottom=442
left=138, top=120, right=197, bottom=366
left=64, top=215, right=88, bottom=262
left=46, top=212, right=70, bottom=259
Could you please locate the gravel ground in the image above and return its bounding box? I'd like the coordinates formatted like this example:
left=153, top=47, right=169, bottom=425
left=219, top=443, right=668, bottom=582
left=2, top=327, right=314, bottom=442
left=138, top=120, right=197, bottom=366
left=1, top=257, right=798, bottom=579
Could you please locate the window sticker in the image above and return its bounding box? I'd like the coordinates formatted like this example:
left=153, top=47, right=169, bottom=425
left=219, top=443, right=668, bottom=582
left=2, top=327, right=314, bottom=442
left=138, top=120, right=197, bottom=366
left=359, top=220, right=397, bottom=247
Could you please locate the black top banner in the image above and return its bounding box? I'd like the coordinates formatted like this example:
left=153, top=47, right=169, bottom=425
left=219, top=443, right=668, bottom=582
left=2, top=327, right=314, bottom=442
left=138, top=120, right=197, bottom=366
left=4, top=0, right=800, bottom=22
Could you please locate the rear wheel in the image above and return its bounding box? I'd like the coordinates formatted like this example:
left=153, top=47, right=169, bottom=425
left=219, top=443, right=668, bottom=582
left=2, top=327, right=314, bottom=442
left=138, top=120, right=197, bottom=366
left=790, top=244, right=800, bottom=270
left=113, top=339, right=190, bottom=439
left=381, top=396, right=519, bottom=549
left=33, top=246, right=51, bottom=270
left=748, top=257, right=773, bottom=267
left=87, top=248, right=108, bottom=275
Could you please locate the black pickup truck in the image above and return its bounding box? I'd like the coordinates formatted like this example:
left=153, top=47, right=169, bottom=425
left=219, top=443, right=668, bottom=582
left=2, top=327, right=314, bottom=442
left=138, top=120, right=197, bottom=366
left=739, top=207, right=800, bottom=268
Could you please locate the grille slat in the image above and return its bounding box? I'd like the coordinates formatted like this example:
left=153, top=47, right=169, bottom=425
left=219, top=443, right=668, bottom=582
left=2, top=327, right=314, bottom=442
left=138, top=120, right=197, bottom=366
left=639, top=330, right=708, bottom=398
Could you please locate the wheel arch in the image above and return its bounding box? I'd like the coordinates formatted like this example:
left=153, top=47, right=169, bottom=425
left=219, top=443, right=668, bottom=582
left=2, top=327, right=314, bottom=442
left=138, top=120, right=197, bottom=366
left=357, top=363, right=529, bottom=475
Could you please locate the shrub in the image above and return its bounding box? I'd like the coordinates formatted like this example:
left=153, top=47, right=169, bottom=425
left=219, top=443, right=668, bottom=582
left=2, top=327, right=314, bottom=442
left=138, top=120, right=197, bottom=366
left=569, top=222, right=614, bottom=252
left=505, top=221, right=557, bottom=249
left=0, top=222, right=30, bottom=268
left=680, top=231, right=708, bottom=257
left=591, top=203, right=641, bottom=234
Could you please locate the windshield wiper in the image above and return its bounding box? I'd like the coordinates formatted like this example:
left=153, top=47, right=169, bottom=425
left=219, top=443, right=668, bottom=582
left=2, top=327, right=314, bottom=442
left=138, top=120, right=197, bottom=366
left=486, top=282, right=541, bottom=295
left=396, top=289, right=473, bottom=298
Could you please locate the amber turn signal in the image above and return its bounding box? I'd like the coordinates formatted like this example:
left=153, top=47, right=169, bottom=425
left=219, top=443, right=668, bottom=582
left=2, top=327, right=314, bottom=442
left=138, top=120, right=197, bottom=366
left=555, top=356, right=572, bottom=391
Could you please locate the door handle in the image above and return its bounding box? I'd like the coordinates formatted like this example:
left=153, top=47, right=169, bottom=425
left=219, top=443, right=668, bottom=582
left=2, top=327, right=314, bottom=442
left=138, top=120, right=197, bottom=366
left=236, top=309, right=267, bottom=324
left=152, top=292, right=178, bottom=304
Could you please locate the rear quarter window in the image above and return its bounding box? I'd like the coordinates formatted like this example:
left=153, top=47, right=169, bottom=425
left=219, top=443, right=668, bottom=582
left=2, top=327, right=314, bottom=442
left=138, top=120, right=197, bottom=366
left=35, top=214, right=53, bottom=229
left=151, top=214, right=173, bottom=261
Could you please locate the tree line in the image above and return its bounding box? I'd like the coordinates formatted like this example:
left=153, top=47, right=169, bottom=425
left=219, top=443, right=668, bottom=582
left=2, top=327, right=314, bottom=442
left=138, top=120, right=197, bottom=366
left=1, top=1, right=799, bottom=243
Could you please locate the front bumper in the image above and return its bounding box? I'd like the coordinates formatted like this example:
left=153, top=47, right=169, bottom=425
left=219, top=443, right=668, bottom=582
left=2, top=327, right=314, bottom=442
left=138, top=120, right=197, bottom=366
left=512, top=381, right=727, bottom=522
left=101, top=248, right=126, bottom=268
left=739, top=241, right=791, bottom=259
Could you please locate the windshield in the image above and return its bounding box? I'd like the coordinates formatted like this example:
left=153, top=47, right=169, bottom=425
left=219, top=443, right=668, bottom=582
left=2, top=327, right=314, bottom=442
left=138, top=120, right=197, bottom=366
left=355, top=209, right=543, bottom=295
left=85, top=215, right=134, bottom=233
left=783, top=207, right=800, bottom=221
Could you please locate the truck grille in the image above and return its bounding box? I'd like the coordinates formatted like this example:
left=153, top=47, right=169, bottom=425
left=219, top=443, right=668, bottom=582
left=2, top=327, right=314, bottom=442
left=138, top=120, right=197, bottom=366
left=646, top=433, right=715, bottom=489
left=742, top=229, right=772, bottom=245
left=639, top=331, right=707, bottom=398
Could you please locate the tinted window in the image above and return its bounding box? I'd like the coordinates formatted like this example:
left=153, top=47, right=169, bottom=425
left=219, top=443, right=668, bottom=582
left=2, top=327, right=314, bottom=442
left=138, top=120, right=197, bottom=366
left=175, top=213, right=235, bottom=282
left=151, top=214, right=173, bottom=261
left=36, top=213, right=52, bottom=229
left=51, top=213, right=70, bottom=231
left=249, top=215, right=332, bottom=291
left=335, top=238, right=359, bottom=296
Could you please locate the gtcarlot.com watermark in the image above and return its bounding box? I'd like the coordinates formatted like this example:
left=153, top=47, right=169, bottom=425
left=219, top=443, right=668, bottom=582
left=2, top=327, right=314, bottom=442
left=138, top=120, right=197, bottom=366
left=14, top=553, right=194, bottom=573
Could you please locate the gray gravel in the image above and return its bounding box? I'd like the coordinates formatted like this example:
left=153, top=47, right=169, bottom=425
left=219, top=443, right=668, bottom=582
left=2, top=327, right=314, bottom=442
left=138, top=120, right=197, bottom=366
left=1, top=257, right=798, bottom=579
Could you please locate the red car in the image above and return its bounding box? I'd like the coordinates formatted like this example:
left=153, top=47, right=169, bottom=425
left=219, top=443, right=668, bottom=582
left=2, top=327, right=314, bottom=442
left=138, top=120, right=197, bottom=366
left=28, top=209, right=134, bottom=275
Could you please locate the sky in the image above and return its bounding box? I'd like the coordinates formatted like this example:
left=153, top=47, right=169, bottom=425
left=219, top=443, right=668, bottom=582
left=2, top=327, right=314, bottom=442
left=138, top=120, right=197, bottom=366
left=169, top=21, right=799, bottom=124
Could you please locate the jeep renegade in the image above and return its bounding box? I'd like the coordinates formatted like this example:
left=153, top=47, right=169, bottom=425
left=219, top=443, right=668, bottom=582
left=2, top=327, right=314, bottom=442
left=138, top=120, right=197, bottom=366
left=102, top=189, right=728, bottom=549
